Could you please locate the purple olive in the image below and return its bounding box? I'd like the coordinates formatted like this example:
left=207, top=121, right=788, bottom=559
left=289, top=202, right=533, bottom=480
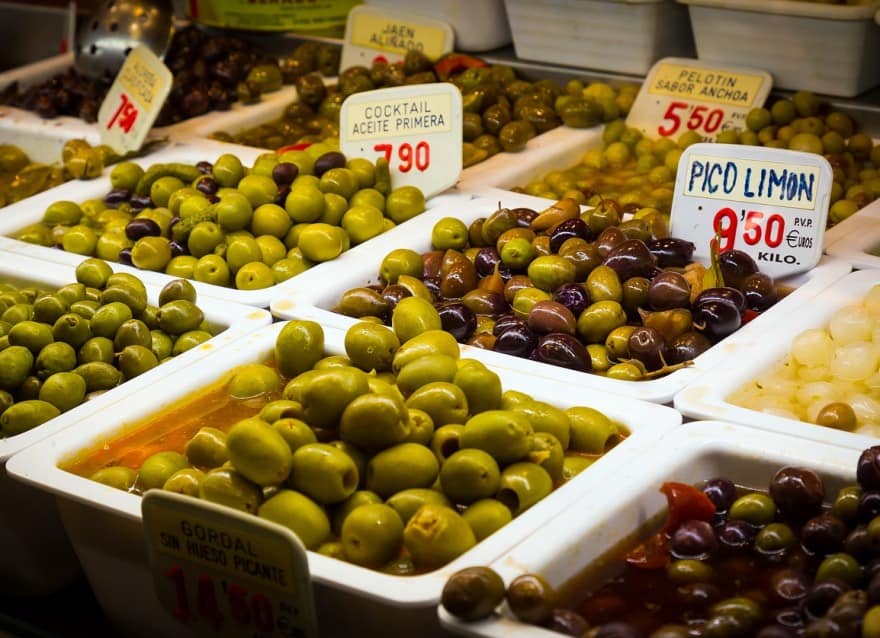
left=553, top=283, right=590, bottom=317
left=129, top=194, right=153, bottom=212
left=800, top=512, right=847, bottom=555
left=549, top=218, right=590, bottom=253
left=437, top=301, right=477, bottom=342
left=461, top=290, right=509, bottom=317
left=381, top=284, right=412, bottom=312
left=534, top=332, right=591, bottom=372
left=275, top=185, right=291, bottom=207
left=422, top=277, right=441, bottom=300
left=667, top=332, right=712, bottom=365
left=694, top=287, right=746, bottom=315
left=801, top=578, right=850, bottom=620
left=313, top=151, right=347, bottom=177
left=741, top=272, right=778, bottom=312
left=602, top=239, right=656, bottom=281
left=718, top=249, right=759, bottom=290
left=702, top=477, right=737, bottom=513
left=493, top=313, right=523, bottom=336
left=272, top=161, right=299, bottom=186
left=169, top=240, right=187, bottom=257
left=195, top=176, right=219, bottom=196
left=647, top=271, right=691, bottom=311
left=124, top=218, right=161, bottom=241
left=196, top=160, right=213, bottom=174
left=474, top=247, right=502, bottom=278
left=844, top=525, right=871, bottom=561
left=493, top=320, right=537, bottom=358
left=858, top=490, right=880, bottom=523
left=693, top=299, right=741, bottom=342
left=118, top=248, right=133, bottom=265
left=857, top=446, right=880, bottom=490
left=716, top=519, right=755, bottom=550
left=512, top=207, right=539, bottom=228
left=647, top=237, right=696, bottom=268
left=103, top=188, right=131, bottom=206
left=769, top=466, right=825, bottom=522
left=769, top=568, right=810, bottom=606
left=596, top=227, right=626, bottom=258
left=670, top=519, right=717, bottom=559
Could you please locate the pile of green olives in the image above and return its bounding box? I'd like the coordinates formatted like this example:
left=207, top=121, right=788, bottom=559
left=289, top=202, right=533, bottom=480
left=443, top=445, right=880, bottom=637
left=0, top=259, right=217, bottom=437
left=518, top=90, right=880, bottom=226
left=213, top=50, right=637, bottom=168
left=13, top=146, right=426, bottom=291
left=84, top=319, right=628, bottom=574
left=334, top=198, right=780, bottom=381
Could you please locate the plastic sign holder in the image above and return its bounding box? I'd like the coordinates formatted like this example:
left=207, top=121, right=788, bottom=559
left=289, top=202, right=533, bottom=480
left=627, top=58, right=772, bottom=142
left=341, top=4, right=454, bottom=69
left=670, top=143, right=832, bottom=279
left=340, top=83, right=462, bottom=199
left=142, top=491, right=318, bottom=638
left=98, top=44, right=172, bottom=155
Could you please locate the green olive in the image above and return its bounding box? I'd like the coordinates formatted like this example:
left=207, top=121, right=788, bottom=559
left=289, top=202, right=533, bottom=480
left=199, top=467, right=262, bottom=514
left=815, top=552, right=862, bottom=586
left=728, top=492, right=777, bottom=526
left=227, top=363, right=280, bottom=399
left=138, top=451, right=189, bottom=491
left=0, top=345, right=33, bottom=391
left=341, top=503, right=404, bottom=567
left=91, top=466, right=138, bottom=491
left=832, top=485, right=862, bottom=524
left=496, top=462, right=553, bottom=515
left=299, top=366, right=370, bottom=431
left=275, top=320, right=324, bottom=378
left=403, top=504, right=476, bottom=567
left=118, top=345, right=158, bottom=379
left=666, top=558, right=714, bottom=585
left=226, top=417, right=293, bottom=487
left=258, top=489, right=330, bottom=550
left=0, top=399, right=60, bottom=435
left=460, top=410, right=533, bottom=465
left=343, top=322, right=399, bottom=373
left=330, top=490, right=383, bottom=536
left=391, top=297, right=442, bottom=343
left=385, top=186, right=425, bottom=225
left=38, top=371, right=86, bottom=412
left=163, top=468, right=204, bottom=497
left=185, top=427, right=229, bottom=469
left=405, top=381, right=469, bottom=428
left=339, top=391, right=409, bottom=450
left=440, top=449, right=501, bottom=505
left=289, top=443, right=359, bottom=505
left=453, top=360, right=502, bottom=415
left=366, top=442, right=439, bottom=498
left=461, top=498, right=512, bottom=542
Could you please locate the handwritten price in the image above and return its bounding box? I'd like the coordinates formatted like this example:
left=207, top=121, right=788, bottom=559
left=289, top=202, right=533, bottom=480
left=374, top=141, right=430, bottom=173
left=658, top=101, right=724, bottom=138
left=713, top=207, right=786, bottom=252
left=106, top=92, right=139, bottom=134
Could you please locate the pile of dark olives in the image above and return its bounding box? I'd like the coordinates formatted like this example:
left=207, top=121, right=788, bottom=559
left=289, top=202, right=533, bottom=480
left=13, top=146, right=425, bottom=291
left=443, top=445, right=880, bottom=637
left=0, top=259, right=217, bottom=437
left=213, top=50, right=635, bottom=167
left=334, top=198, right=779, bottom=381
left=0, top=28, right=338, bottom=126
left=79, top=319, right=628, bottom=574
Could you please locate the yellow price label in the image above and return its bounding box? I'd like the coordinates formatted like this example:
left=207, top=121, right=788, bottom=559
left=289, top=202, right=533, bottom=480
left=648, top=63, right=767, bottom=108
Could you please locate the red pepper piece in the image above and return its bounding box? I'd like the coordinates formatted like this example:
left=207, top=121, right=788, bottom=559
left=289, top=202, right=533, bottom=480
left=625, top=531, right=669, bottom=569
left=277, top=142, right=312, bottom=154
left=742, top=308, right=759, bottom=324
left=434, top=54, right=488, bottom=81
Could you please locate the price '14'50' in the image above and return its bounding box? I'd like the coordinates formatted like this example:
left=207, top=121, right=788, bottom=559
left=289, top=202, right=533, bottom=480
left=658, top=101, right=724, bottom=138
left=713, top=207, right=786, bottom=252
left=374, top=141, right=430, bottom=173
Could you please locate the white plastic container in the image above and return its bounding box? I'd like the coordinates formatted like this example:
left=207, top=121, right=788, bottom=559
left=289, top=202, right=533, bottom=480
left=439, top=420, right=861, bottom=637
left=0, top=139, right=464, bottom=308
left=504, top=0, right=695, bottom=76
left=364, top=0, right=512, bottom=52
left=680, top=0, right=880, bottom=97
left=675, top=268, right=880, bottom=447
left=0, top=249, right=271, bottom=597
left=824, top=199, right=880, bottom=270
left=6, top=321, right=681, bottom=638
left=271, top=191, right=852, bottom=403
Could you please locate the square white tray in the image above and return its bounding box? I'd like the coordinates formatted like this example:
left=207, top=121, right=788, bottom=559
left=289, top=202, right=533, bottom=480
left=825, top=199, right=880, bottom=270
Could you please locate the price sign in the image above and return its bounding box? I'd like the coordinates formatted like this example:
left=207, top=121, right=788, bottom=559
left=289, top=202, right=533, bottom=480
left=98, top=45, right=172, bottom=155
left=627, top=58, right=772, bottom=141
left=340, top=83, right=462, bottom=198
left=670, top=143, right=832, bottom=279
left=142, top=491, right=318, bottom=638
left=341, top=4, right=454, bottom=70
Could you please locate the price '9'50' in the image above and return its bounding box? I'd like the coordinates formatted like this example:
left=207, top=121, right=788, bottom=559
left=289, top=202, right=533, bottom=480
left=374, top=141, right=430, bottom=173
left=713, top=207, right=785, bottom=253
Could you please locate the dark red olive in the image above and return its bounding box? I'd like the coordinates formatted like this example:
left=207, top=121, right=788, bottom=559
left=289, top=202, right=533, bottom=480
left=534, top=332, right=590, bottom=372
left=647, top=271, right=691, bottom=310
left=703, top=477, right=737, bottom=513
left=511, top=207, right=539, bottom=228
left=196, top=176, right=219, bottom=196
left=129, top=194, right=153, bottom=212
left=493, top=313, right=522, bottom=336
left=716, top=519, right=755, bottom=550
left=275, top=185, right=291, bottom=207
left=423, top=277, right=441, bottom=300
left=857, top=446, right=880, bottom=490
left=695, top=287, right=746, bottom=315
left=125, top=218, right=161, bottom=241
left=553, top=283, right=590, bottom=317
left=800, top=512, right=847, bottom=555
left=272, top=161, right=299, bottom=186
left=494, top=320, right=537, bottom=358
left=769, top=466, right=825, bottom=522
left=769, top=568, right=810, bottom=606
left=670, top=520, right=717, bottom=559
left=858, top=490, right=880, bottom=523
left=801, top=578, right=850, bottom=620
left=718, top=249, right=759, bottom=290
left=118, top=248, right=133, bottom=265
left=627, top=326, right=667, bottom=371
left=844, top=525, right=871, bottom=561
left=741, top=272, right=778, bottom=312
left=196, top=160, right=213, bottom=174
left=313, top=151, right=347, bottom=177
left=595, top=227, right=627, bottom=258
left=693, top=299, right=741, bottom=342
left=647, top=237, right=696, bottom=268
left=422, top=250, right=445, bottom=279
left=461, top=290, right=509, bottom=317
left=381, top=284, right=412, bottom=311
left=527, top=300, right=576, bottom=335
left=169, top=240, right=186, bottom=257
left=603, top=239, right=656, bottom=281
left=104, top=188, right=131, bottom=206
left=667, top=332, right=712, bottom=365
left=549, top=218, right=590, bottom=253
left=438, top=301, right=476, bottom=342
left=474, top=247, right=502, bottom=278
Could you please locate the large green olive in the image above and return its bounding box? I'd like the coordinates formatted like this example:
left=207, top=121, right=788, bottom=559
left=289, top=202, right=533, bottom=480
left=185, top=427, right=229, bottom=469
left=275, top=320, right=324, bottom=378
left=341, top=503, right=403, bottom=567
left=289, top=443, right=359, bottom=505
left=0, top=399, right=60, bottom=435
left=385, top=488, right=452, bottom=524
left=440, top=449, right=501, bottom=505
left=226, top=417, right=293, bottom=486
left=460, top=410, right=533, bottom=465
left=403, top=504, right=476, bottom=567
left=258, top=489, right=330, bottom=550
left=366, top=442, right=439, bottom=498
left=462, top=498, right=512, bottom=542
left=496, top=462, right=553, bottom=515
left=339, top=391, right=409, bottom=450
left=138, top=451, right=189, bottom=491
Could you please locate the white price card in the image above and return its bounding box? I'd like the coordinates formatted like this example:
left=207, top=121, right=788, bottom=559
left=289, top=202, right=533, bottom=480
left=98, top=44, right=172, bottom=155
left=670, top=143, right=832, bottom=280
left=627, top=58, right=772, bottom=142
left=143, top=491, right=318, bottom=638
left=340, top=83, right=462, bottom=199
left=341, top=4, right=454, bottom=70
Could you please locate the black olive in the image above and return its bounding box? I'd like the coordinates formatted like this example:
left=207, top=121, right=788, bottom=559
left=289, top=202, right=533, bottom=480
left=437, top=301, right=476, bottom=342
left=800, top=512, right=847, bottom=555
left=534, top=333, right=590, bottom=372
left=647, top=237, right=696, bottom=268
left=769, top=466, right=825, bottom=522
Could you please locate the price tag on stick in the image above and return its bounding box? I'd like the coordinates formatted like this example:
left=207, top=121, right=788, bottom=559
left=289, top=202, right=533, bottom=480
left=627, top=58, right=772, bottom=142
left=670, top=143, right=832, bottom=279
left=98, top=45, right=172, bottom=155
left=142, top=491, right=318, bottom=638
left=340, top=83, right=462, bottom=199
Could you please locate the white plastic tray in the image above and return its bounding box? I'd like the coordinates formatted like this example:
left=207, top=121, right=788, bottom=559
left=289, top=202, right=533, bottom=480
left=504, top=0, right=695, bottom=76
left=680, top=0, right=880, bottom=97
left=675, top=268, right=880, bottom=447
left=0, top=139, right=466, bottom=307
left=271, top=191, right=852, bottom=403
left=6, top=321, right=681, bottom=638
left=0, top=249, right=270, bottom=597
left=439, top=420, right=861, bottom=637
left=824, top=199, right=880, bottom=270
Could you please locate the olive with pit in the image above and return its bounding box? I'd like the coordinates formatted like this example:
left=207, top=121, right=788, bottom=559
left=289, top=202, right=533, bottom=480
left=442, top=566, right=506, bottom=621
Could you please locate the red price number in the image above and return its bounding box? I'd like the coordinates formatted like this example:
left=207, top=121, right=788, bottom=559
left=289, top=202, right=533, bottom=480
left=374, top=141, right=430, bottom=173
left=107, top=92, right=139, bottom=134
left=713, top=207, right=785, bottom=252
left=658, top=101, right=724, bottom=138
left=166, top=566, right=275, bottom=633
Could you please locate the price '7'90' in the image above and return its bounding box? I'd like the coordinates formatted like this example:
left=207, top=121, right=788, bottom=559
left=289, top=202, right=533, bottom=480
left=658, top=101, right=724, bottom=138
left=374, top=141, right=430, bottom=173
left=713, top=207, right=785, bottom=253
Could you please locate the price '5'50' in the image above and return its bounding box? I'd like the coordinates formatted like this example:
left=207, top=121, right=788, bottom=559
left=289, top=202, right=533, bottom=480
left=374, top=141, right=430, bottom=173
left=658, top=101, right=724, bottom=138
